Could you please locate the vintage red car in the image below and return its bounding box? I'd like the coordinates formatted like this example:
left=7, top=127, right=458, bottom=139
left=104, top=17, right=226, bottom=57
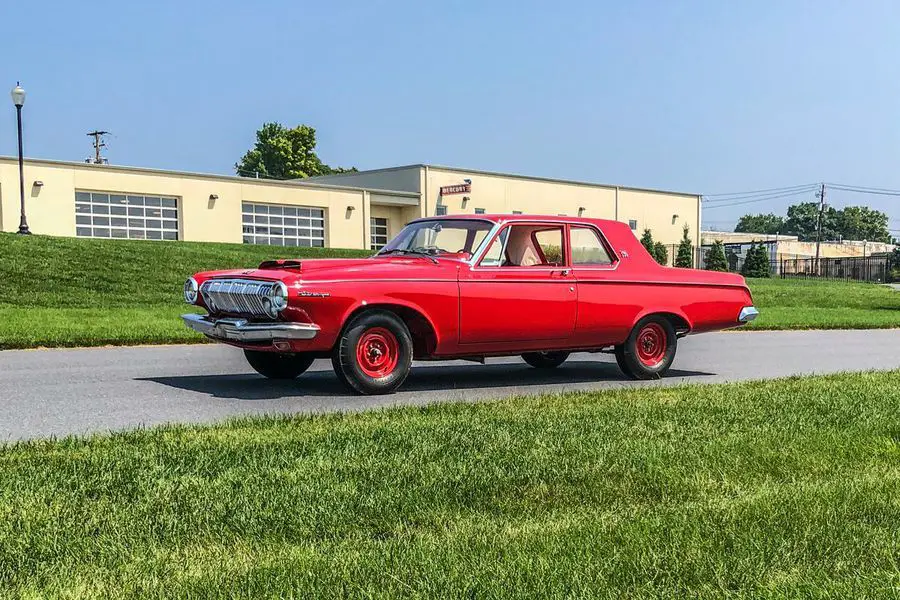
left=182, top=214, right=758, bottom=394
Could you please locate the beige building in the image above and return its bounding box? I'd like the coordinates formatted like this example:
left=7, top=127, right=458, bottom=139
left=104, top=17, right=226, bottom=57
left=0, top=157, right=701, bottom=251
left=701, top=231, right=895, bottom=259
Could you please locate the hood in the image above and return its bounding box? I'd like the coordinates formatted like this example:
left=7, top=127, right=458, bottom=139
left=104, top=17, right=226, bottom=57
left=194, top=256, right=461, bottom=286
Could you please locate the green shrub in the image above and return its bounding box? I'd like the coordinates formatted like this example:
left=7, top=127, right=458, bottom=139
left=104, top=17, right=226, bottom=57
left=741, top=243, right=771, bottom=278
left=674, top=225, right=694, bottom=268
left=705, top=240, right=728, bottom=272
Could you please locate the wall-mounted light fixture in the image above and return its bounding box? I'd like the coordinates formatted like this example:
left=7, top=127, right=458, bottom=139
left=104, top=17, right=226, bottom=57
left=672, top=213, right=679, bottom=224
left=209, top=194, right=218, bottom=200
left=347, top=205, right=356, bottom=212
left=461, top=196, right=470, bottom=207
left=463, top=178, right=472, bottom=184
left=578, top=206, right=586, bottom=216
left=33, top=180, right=44, bottom=188
left=208, top=193, right=218, bottom=209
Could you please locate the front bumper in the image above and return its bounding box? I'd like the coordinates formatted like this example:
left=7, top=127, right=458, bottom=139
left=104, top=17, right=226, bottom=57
left=182, top=313, right=319, bottom=342
left=738, top=306, right=760, bottom=323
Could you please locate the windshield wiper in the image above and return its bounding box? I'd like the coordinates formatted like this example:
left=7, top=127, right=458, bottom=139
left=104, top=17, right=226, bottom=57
left=377, top=249, right=439, bottom=264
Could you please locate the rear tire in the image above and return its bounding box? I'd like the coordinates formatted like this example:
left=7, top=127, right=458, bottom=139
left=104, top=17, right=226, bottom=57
left=332, top=310, right=413, bottom=395
left=614, top=316, right=677, bottom=380
left=522, top=351, right=570, bottom=369
left=244, top=349, right=315, bottom=380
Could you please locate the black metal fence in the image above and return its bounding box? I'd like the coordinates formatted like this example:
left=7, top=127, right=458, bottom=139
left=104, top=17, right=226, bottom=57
left=779, top=255, right=894, bottom=283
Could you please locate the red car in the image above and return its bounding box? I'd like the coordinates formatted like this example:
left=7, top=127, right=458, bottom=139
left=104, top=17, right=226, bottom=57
left=182, top=215, right=758, bottom=394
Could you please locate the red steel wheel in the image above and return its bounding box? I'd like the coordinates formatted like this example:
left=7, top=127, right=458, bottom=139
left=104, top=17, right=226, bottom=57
left=332, top=310, right=413, bottom=395
left=635, top=322, right=667, bottom=368
left=355, top=327, right=400, bottom=378
left=614, top=316, right=677, bottom=380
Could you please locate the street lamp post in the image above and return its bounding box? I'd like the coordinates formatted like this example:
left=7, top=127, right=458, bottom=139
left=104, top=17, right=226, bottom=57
left=11, top=83, right=30, bottom=235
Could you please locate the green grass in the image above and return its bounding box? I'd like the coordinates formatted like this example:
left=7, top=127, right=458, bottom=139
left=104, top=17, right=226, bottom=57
left=0, top=234, right=897, bottom=348
left=1, top=371, right=898, bottom=598
left=744, top=277, right=900, bottom=330
left=0, top=233, right=371, bottom=348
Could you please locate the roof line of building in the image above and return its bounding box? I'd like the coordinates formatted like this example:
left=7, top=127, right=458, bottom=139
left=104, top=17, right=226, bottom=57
left=305, top=163, right=701, bottom=198
left=0, top=156, right=421, bottom=198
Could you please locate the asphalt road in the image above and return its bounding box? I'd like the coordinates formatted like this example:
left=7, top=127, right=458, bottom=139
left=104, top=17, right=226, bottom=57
left=1, top=329, right=898, bottom=441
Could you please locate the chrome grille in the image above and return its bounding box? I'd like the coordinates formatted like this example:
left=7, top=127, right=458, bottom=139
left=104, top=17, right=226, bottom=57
left=200, top=278, right=276, bottom=317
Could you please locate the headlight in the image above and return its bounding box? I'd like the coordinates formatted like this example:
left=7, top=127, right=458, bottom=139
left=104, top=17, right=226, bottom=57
left=265, top=281, right=289, bottom=318
left=183, top=277, right=199, bottom=304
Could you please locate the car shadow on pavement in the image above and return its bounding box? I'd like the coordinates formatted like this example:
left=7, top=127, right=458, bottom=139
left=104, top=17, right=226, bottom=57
left=138, top=360, right=715, bottom=401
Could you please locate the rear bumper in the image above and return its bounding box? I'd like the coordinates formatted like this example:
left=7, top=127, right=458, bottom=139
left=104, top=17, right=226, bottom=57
left=738, top=306, right=760, bottom=323
left=181, top=313, right=319, bottom=342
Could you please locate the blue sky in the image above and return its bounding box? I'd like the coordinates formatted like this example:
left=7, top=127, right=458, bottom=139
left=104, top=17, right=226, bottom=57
left=2, top=0, right=899, bottom=231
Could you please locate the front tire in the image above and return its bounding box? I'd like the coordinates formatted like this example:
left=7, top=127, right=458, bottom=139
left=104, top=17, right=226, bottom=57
left=522, top=351, right=570, bottom=369
left=244, top=349, right=315, bottom=380
left=614, top=316, right=677, bottom=380
left=332, top=310, right=413, bottom=395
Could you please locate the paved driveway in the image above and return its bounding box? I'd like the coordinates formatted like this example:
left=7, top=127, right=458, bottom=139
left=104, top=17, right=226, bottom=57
left=1, top=329, right=898, bottom=441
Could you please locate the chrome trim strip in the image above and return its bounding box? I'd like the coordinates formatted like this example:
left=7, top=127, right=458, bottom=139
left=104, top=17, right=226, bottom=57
left=181, top=313, right=319, bottom=342
left=738, top=306, right=759, bottom=323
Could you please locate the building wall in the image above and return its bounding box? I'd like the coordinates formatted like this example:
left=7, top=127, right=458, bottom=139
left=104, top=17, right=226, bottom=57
left=0, top=158, right=415, bottom=249
left=422, top=167, right=699, bottom=247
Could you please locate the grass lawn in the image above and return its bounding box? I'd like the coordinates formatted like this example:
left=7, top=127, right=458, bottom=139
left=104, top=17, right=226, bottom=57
left=0, top=371, right=898, bottom=598
left=744, top=277, right=900, bottom=330
left=0, top=233, right=370, bottom=349
left=0, top=233, right=897, bottom=348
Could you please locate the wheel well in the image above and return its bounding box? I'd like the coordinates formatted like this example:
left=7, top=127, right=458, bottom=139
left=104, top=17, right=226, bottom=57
left=343, top=304, right=438, bottom=358
left=652, top=312, right=691, bottom=337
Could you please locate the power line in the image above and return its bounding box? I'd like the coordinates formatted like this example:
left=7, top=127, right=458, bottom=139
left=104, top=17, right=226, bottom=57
left=702, top=184, right=819, bottom=204
left=702, top=183, right=819, bottom=198
left=702, top=188, right=817, bottom=209
left=825, top=184, right=900, bottom=197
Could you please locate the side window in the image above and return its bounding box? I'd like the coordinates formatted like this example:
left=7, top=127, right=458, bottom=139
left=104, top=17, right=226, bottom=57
left=570, top=227, right=614, bottom=266
left=500, top=225, right=564, bottom=267
left=479, top=228, right=509, bottom=266
left=532, top=228, right=564, bottom=266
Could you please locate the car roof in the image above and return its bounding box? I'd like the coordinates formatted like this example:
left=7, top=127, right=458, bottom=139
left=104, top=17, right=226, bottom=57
left=410, top=214, right=621, bottom=227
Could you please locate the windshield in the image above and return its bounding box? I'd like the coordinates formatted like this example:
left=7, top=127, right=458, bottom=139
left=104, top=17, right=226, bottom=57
left=377, top=219, right=494, bottom=260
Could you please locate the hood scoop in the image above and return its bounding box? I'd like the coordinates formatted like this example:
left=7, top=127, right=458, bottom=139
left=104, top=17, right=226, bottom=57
left=258, top=259, right=302, bottom=270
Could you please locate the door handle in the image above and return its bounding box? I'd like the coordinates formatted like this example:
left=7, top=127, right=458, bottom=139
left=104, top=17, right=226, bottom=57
left=557, top=269, right=570, bottom=276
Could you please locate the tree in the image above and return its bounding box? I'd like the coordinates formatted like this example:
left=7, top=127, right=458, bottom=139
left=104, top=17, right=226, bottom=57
left=734, top=213, right=785, bottom=235
left=835, top=206, right=891, bottom=243
left=653, top=242, right=668, bottom=266
left=741, top=243, right=771, bottom=278
left=235, top=122, right=356, bottom=180
left=705, top=240, right=728, bottom=271
left=640, top=229, right=655, bottom=256
left=783, top=202, right=839, bottom=241
left=674, top=225, right=694, bottom=268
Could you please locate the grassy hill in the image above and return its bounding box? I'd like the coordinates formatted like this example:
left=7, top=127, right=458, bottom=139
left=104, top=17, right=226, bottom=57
left=0, top=233, right=370, bottom=348
left=0, top=233, right=897, bottom=348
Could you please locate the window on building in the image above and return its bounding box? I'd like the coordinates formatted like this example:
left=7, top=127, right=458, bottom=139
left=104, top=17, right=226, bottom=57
left=75, top=191, right=178, bottom=240
left=241, top=202, right=325, bottom=247
left=435, top=204, right=448, bottom=216
left=370, top=217, right=389, bottom=250
left=629, top=219, right=638, bottom=230
left=570, top=226, right=614, bottom=265
left=512, top=210, right=523, bottom=215
left=474, top=208, right=486, bottom=214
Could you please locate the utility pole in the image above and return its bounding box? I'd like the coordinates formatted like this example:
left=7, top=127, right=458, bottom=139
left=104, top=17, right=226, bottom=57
left=814, top=182, right=826, bottom=271
left=86, top=130, right=109, bottom=164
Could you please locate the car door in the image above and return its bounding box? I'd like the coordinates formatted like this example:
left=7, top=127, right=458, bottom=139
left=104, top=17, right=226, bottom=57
left=568, top=224, right=631, bottom=346
left=458, top=223, right=577, bottom=345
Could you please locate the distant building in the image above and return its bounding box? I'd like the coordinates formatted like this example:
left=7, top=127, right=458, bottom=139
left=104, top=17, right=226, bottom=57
left=0, top=157, right=701, bottom=251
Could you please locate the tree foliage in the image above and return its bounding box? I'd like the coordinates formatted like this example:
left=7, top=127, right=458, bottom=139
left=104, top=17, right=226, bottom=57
left=735, top=203, right=890, bottom=243
left=705, top=240, right=728, bottom=272
left=235, top=122, right=356, bottom=180
left=741, top=243, right=771, bottom=278
left=653, top=242, right=668, bottom=266
left=675, top=225, right=694, bottom=268
left=640, top=229, right=655, bottom=255
left=734, top=213, right=785, bottom=235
